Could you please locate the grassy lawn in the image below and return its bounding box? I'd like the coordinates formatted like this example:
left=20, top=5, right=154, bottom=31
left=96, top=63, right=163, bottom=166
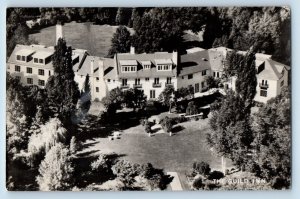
left=29, top=22, right=134, bottom=57
left=78, top=114, right=232, bottom=189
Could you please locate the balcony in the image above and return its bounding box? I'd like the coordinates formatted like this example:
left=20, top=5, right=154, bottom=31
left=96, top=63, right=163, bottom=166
left=121, top=84, right=129, bottom=89
left=165, top=82, right=174, bottom=87
left=152, top=82, right=162, bottom=88
left=259, top=83, right=269, bottom=89
left=133, top=84, right=142, bottom=88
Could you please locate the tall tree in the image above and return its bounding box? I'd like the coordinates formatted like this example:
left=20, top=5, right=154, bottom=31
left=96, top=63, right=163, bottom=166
left=207, top=91, right=254, bottom=167
left=36, top=143, right=74, bottom=191
left=115, top=8, right=132, bottom=25
left=45, top=38, right=80, bottom=126
left=107, top=26, right=131, bottom=57
left=79, top=74, right=91, bottom=113
left=252, top=87, right=291, bottom=189
left=235, top=50, right=257, bottom=112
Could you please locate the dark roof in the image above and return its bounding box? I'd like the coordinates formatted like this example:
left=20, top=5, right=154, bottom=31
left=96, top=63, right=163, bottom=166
left=116, top=52, right=177, bottom=78
left=179, top=50, right=224, bottom=76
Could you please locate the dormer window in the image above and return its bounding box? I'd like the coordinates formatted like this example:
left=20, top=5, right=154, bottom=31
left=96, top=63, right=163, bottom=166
left=32, top=51, right=53, bottom=65
left=141, top=61, right=152, bottom=70
left=16, top=49, right=35, bottom=62
left=120, top=60, right=138, bottom=73
left=155, top=59, right=172, bottom=71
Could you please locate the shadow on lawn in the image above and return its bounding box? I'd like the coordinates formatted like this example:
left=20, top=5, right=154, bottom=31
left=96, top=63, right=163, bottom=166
left=172, top=125, right=185, bottom=134
left=73, top=152, right=126, bottom=188
left=76, top=111, right=142, bottom=142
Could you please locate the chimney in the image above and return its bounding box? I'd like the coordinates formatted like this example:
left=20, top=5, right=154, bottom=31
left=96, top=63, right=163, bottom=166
left=130, top=46, right=135, bottom=54
left=172, top=51, right=178, bottom=66
left=90, top=58, right=94, bottom=76
left=56, top=22, right=63, bottom=44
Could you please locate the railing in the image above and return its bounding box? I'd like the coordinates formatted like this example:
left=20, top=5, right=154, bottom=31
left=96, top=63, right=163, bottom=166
left=153, top=82, right=162, bottom=88
left=133, top=84, right=142, bottom=88
left=165, top=82, right=174, bottom=87
left=121, top=84, right=129, bottom=89
left=259, top=83, right=269, bottom=89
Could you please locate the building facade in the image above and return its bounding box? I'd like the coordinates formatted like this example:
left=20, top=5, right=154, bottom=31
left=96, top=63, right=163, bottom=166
left=6, top=24, right=290, bottom=103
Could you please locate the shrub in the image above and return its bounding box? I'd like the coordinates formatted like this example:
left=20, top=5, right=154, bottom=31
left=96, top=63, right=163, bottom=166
left=90, top=154, right=111, bottom=172
left=144, top=120, right=153, bottom=135
left=160, top=116, right=173, bottom=133
left=186, top=101, right=199, bottom=115
left=36, top=143, right=74, bottom=191
left=193, top=177, right=204, bottom=189
left=207, top=170, right=224, bottom=180
left=193, top=161, right=211, bottom=176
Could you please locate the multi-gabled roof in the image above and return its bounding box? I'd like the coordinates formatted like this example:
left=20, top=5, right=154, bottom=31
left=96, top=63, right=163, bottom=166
left=257, top=59, right=290, bottom=80
left=115, top=52, right=177, bottom=78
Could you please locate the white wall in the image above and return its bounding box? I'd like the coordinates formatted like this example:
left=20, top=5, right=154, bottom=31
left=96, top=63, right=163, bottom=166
left=8, top=63, right=53, bottom=88
left=177, top=70, right=210, bottom=93
left=254, top=78, right=278, bottom=103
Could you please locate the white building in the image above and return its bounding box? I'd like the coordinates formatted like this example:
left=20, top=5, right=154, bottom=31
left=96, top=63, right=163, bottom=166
left=6, top=24, right=290, bottom=104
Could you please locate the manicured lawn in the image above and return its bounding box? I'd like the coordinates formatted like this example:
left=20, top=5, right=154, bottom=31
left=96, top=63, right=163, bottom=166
left=79, top=115, right=231, bottom=175
left=29, top=22, right=134, bottom=57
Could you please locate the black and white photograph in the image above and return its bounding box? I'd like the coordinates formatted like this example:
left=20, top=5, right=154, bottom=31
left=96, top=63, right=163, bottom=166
left=6, top=7, right=291, bottom=191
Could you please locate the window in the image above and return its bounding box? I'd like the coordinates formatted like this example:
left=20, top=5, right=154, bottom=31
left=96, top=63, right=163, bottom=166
left=34, top=58, right=39, bottom=63
left=202, top=70, right=207, bottom=76
left=154, top=78, right=159, bottom=84
left=26, top=67, right=32, bottom=74
left=195, top=83, right=200, bottom=93
left=261, top=80, right=268, bottom=86
left=150, top=90, right=156, bottom=99
left=182, top=76, right=184, bottom=79
left=22, top=56, right=26, bottom=61
left=122, top=79, right=127, bottom=86
left=38, top=69, right=44, bottom=76
left=282, top=69, right=285, bottom=75
left=17, top=55, right=21, bottom=61
left=38, top=79, right=45, bottom=86
left=49, top=71, right=51, bottom=76
left=96, top=77, right=99, bottom=81
left=281, top=80, right=284, bottom=87
left=167, top=77, right=172, bottom=84
left=107, top=79, right=111, bottom=83
left=157, top=65, right=162, bottom=70
left=96, top=87, right=99, bottom=92
left=135, top=78, right=140, bottom=85
left=15, top=65, right=21, bottom=72
left=201, top=81, right=205, bottom=88
left=122, top=66, right=136, bottom=72
left=144, top=65, right=150, bottom=69
left=39, top=59, right=43, bottom=64
left=27, top=78, right=33, bottom=84
left=164, top=65, right=169, bottom=70
left=260, top=90, right=267, bottom=97
left=217, top=72, right=219, bottom=78
left=145, top=77, right=149, bottom=81
left=188, top=74, right=193, bottom=79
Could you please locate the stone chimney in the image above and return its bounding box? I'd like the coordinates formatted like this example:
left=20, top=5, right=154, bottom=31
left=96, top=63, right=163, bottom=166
left=130, top=46, right=135, bottom=54
left=56, top=22, right=63, bottom=44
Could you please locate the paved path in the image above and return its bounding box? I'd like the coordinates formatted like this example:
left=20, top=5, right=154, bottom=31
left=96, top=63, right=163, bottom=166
left=167, top=172, right=183, bottom=191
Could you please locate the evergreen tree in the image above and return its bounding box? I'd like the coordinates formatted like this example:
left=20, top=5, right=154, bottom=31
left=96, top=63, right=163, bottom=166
left=79, top=74, right=91, bottom=113
left=107, top=26, right=131, bottom=57
left=235, top=50, right=257, bottom=112
left=45, top=38, right=80, bottom=127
